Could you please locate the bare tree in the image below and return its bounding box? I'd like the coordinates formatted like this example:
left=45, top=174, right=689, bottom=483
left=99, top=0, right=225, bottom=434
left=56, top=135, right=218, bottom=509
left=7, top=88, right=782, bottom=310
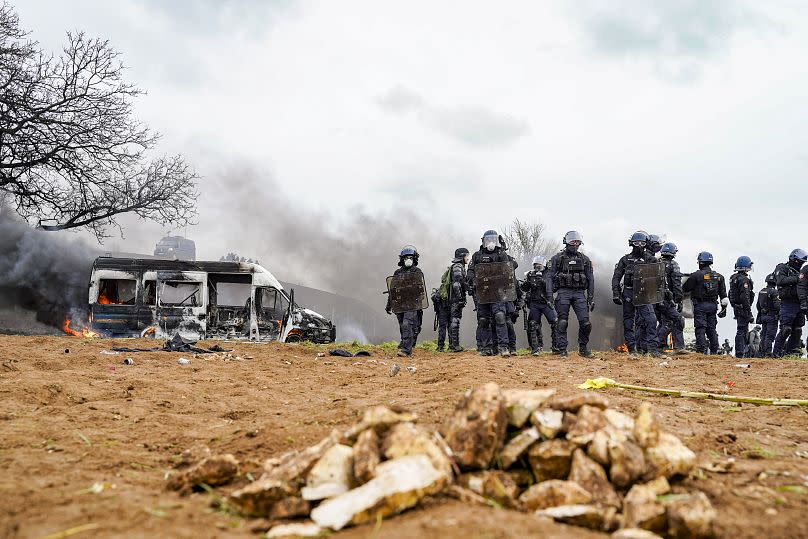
left=500, top=218, right=560, bottom=269
left=0, top=3, right=198, bottom=241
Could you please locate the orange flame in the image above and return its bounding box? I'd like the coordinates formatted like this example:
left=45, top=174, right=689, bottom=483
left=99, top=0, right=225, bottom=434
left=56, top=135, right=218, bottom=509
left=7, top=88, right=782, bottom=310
left=63, top=317, right=100, bottom=338
left=616, top=343, right=629, bottom=353
left=97, top=292, right=112, bottom=305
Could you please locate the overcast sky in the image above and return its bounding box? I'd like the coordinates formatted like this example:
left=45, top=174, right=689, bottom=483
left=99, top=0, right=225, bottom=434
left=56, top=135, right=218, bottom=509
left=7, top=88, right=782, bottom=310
left=15, top=1, right=808, bottom=336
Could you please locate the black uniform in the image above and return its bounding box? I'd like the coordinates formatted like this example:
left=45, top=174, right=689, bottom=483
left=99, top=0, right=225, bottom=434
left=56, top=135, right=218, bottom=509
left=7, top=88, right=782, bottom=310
left=546, top=248, right=594, bottom=354
left=467, top=247, right=515, bottom=355
left=683, top=266, right=727, bottom=354
left=447, top=257, right=468, bottom=351
left=729, top=271, right=754, bottom=358
left=386, top=265, right=424, bottom=355
left=657, top=255, right=685, bottom=350
left=773, top=261, right=805, bottom=356
left=521, top=268, right=558, bottom=354
left=612, top=249, right=659, bottom=353
left=756, top=282, right=780, bottom=357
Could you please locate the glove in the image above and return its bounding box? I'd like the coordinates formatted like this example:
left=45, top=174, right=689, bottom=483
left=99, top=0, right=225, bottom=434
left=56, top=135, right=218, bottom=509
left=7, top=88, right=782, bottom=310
left=588, top=297, right=595, bottom=312
left=510, top=312, right=519, bottom=323
left=515, top=299, right=524, bottom=310
left=718, top=306, right=727, bottom=318
left=385, top=306, right=392, bottom=315
left=612, top=295, right=622, bottom=306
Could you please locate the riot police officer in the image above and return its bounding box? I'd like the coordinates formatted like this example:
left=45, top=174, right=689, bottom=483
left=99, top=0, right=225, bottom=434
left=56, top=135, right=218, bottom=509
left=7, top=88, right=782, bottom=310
left=657, top=242, right=686, bottom=353
left=448, top=248, right=470, bottom=352
left=546, top=231, right=595, bottom=357
left=521, top=255, right=558, bottom=356
left=612, top=232, right=661, bottom=356
left=385, top=245, right=424, bottom=357
left=729, top=256, right=755, bottom=358
left=756, top=273, right=780, bottom=357
left=772, top=249, right=807, bottom=357
left=747, top=325, right=762, bottom=358
left=467, top=230, right=516, bottom=357
left=682, top=252, right=728, bottom=355
left=798, top=262, right=808, bottom=355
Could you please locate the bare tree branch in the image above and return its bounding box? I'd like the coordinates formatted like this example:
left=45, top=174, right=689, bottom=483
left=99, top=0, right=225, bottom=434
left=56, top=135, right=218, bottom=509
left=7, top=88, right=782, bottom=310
left=0, top=2, right=198, bottom=241
left=500, top=217, right=560, bottom=269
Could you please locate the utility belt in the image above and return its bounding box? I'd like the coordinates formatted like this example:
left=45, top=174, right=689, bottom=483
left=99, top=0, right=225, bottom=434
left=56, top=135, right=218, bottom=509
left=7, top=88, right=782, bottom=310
left=555, top=272, right=588, bottom=289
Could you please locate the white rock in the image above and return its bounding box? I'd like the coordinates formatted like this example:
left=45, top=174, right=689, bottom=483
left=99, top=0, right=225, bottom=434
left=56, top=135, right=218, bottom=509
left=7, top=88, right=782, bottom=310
left=503, top=389, right=556, bottom=427
left=530, top=408, right=564, bottom=439
left=266, top=522, right=325, bottom=538
left=310, top=455, right=447, bottom=531
left=499, top=427, right=540, bottom=469
left=644, top=433, right=696, bottom=479
left=302, top=444, right=354, bottom=500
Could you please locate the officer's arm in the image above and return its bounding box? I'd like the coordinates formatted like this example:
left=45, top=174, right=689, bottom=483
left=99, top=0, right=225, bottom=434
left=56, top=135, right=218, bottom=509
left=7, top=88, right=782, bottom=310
left=671, top=262, right=684, bottom=302
left=682, top=273, right=696, bottom=293
left=544, top=257, right=557, bottom=298
left=719, top=276, right=728, bottom=300
left=776, top=266, right=799, bottom=287
left=586, top=257, right=595, bottom=297
left=611, top=258, right=625, bottom=296
left=773, top=292, right=781, bottom=312
left=797, top=270, right=808, bottom=306
left=741, top=276, right=752, bottom=309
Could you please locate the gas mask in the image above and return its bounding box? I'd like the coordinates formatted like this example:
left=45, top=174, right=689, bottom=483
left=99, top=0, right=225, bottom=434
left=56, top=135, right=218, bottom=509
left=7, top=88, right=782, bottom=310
left=464, top=254, right=471, bottom=265
left=533, top=264, right=544, bottom=272
left=404, top=258, right=413, bottom=267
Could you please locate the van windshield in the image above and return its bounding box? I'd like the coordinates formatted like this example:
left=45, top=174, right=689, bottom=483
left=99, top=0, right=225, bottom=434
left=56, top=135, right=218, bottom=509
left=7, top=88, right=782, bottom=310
left=159, top=281, right=201, bottom=306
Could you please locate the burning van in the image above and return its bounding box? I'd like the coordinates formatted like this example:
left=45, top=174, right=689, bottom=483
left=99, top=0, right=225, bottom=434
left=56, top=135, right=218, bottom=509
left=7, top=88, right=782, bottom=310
left=88, top=256, right=336, bottom=343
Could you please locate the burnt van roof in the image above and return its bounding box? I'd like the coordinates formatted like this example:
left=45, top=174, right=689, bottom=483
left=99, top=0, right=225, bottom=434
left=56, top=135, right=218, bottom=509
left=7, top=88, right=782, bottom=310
left=92, top=257, right=259, bottom=274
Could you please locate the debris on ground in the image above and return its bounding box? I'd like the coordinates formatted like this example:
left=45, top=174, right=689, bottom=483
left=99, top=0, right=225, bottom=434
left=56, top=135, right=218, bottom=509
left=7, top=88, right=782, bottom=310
left=170, top=383, right=715, bottom=538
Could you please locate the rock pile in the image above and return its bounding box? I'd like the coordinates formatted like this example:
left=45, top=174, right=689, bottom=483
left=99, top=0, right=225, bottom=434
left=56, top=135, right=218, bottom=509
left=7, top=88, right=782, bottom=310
left=168, top=383, right=716, bottom=538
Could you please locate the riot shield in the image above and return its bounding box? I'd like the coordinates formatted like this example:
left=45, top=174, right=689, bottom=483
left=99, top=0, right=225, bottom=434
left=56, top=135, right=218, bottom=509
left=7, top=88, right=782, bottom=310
left=474, top=261, right=517, bottom=304
left=387, top=272, right=429, bottom=314
left=632, top=262, right=665, bottom=306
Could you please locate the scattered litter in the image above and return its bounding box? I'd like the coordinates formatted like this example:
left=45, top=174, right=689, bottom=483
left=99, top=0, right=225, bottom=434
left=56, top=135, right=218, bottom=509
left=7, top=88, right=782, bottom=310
left=99, top=350, right=120, bottom=356
left=658, top=361, right=669, bottom=368
left=734, top=364, right=751, bottom=369
left=112, top=346, right=159, bottom=353
left=329, top=349, right=372, bottom=358
left=316, top=352, right=325, bottom=358
left=726, top=381, right=736, bottom=389
left=389, top=364, right=400, bottom=377
left=406, top=366, right=417, bottom=374
left=123, top=358, right=134, bottom=365
left=64, top=349, right=70, bottom=354
left=795, top=450, right=808, bottom=459
left=178, top=358, right=190, bottom=365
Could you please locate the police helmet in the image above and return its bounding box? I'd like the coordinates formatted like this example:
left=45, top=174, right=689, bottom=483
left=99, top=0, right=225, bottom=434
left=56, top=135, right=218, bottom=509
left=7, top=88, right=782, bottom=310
left=647, top=234, right=663, bottom=253
left=735, top=256, right=753, bottom=271
left=629, top=231, right=648, bottom=247
left=454, top=247, right=469, bottom=260
left=789, top=248, right=808, bottom=264
left=697, top=251, right=713, bottom=264
left=400, top=245, right=418, bottom=257
left=532, top=254, right=547, bottom=268
left=563, top=231, right=583, bottom=245
left=660, top=242, right=678, bottom=257
left=765, top=273, right=776, bottom=285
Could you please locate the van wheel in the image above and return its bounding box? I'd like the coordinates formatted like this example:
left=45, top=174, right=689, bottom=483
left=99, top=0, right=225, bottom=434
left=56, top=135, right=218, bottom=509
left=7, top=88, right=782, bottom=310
left=286, top=335, right=302, bottom=343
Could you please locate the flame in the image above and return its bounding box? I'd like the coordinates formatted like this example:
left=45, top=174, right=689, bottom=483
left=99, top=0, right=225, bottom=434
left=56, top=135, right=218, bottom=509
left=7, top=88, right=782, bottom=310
left=616, top=343, right=629, bottom=353
left=63, top=317, right=100, bottom=338
left=98, top=292, right=113, bottom=305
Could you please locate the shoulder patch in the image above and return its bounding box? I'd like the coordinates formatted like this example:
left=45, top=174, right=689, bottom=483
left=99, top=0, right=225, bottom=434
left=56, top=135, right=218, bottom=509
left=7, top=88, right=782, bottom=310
left=703, top=274, right=711, bottom=280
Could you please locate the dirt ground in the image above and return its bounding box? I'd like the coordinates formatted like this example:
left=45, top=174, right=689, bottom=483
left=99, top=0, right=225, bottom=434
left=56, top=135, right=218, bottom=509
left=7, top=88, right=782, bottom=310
left=1, top=335, right=807, bottom=539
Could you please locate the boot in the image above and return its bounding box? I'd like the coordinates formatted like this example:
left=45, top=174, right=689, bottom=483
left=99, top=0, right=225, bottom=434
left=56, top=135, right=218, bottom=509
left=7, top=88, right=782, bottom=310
left=532, top=347, right=542, bottom=357
left=437, top=344, right=445, bottom=353
left=558, top=350, right=568, bottom=357
left=499, top=347, right=511, bottom=357
left=449, top=345, right=465, bottom=352
left=579, top=347, right=593, bottom=358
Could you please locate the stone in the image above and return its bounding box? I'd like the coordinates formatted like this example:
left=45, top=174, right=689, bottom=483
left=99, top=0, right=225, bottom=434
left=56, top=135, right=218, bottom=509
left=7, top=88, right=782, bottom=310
left=382, top=422, right=453, bottom=479
left=519, top=480, right=592, bottom=511
left=507, top=468, right=535, bottom=487
left=634, top=403, right=660, bottom=449
left=265, top=522, right=325, bottom=538
left=546, top=392, right=609, bottom=412
left=301, top=444, right=354, bottom=500
left=310, top=455, right=448, bottom=531
left=444, top=484, right=491, bottom=507
left=622, top=483, right=667, bottom=532
left=536, top=504, right=617, bottom=531
left=609, top=439, right=646, bottom=489
left=530, top=408, right=564, bottom=439
left=664, top=491, right=716, bottom=538
left=502, top=388, right=556, bottom=427
left=268, top=497, right=311, bottom=520
left=167, top=454, right=239, bottom=493
left=499, top=427, right=540, bottom=469
left=527, top=439, right=577, bottom=482
left=566, top=404, right=607, bottom=444
left=352, top=428, right=381, bottom=484
left=643, top=477, right=671, bottom=496
left=342, top=406, right=418, bottom=440
left=604, top=409, right=635, bottom=432
left=460, top=470, right=520, bottom=509
left=263, top=430, right=340, bottom=484
left=612, top=529, right=664, bottom=539
left=644, top=433, right=697, bottom=480
left=230, top=477, right=297, bottom=517
left=588, top=426, right=627, bottom=467
left=568, top=449, right=621, bottom=509
left=441, top=382, right=508, bottom=470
